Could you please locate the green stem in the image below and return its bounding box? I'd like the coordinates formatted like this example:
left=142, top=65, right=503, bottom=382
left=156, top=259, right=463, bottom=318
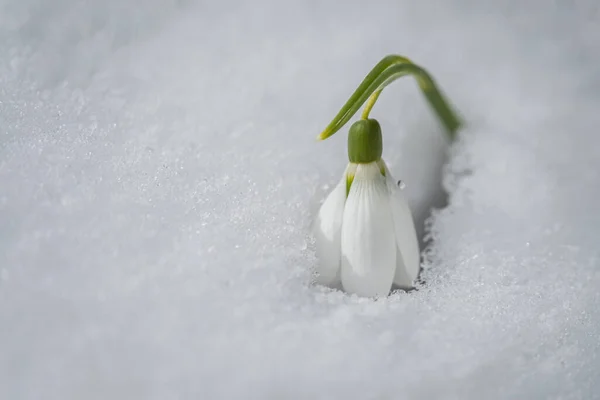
left=318, top=55, right=462, bottom=141
left=361, top=90, right=382, bottom=120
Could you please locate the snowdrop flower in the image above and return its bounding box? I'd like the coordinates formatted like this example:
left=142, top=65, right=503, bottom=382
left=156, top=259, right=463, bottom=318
left=312, top=54, right=462, bottom=297
left=313, top=119, right=420, bottom=297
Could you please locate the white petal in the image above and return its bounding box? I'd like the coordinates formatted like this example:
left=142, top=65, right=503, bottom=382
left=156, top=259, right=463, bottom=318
left=312, top=169, right=350, bottom=286
left=381, top=162, right=421, bottom=287
left=341, top=162, right=396, bottom=297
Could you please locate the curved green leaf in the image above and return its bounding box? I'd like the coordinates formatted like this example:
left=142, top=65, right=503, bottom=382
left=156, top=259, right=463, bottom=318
left=318, top=55, right=462, bottom=141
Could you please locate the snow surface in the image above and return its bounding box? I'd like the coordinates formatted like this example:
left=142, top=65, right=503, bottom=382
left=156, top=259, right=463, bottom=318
left=1, top=0, right=600, bottom=399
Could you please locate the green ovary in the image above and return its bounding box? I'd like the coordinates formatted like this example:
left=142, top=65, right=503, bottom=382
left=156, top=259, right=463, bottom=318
left=347, top=119, right=383, bottom=163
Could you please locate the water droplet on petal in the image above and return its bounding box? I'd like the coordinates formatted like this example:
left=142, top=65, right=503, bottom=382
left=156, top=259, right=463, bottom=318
left=397, top=180, right=406, bottom=189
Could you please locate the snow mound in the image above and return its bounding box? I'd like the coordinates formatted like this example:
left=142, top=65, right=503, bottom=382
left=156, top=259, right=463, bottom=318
left=1, top=0, right=599, bottom=399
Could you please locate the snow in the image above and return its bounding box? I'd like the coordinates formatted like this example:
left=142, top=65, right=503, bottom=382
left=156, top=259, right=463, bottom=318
left=1, top=0, right=599, bottom=398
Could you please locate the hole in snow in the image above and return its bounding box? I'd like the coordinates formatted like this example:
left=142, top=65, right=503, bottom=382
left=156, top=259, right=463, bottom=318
left=388, top=122, right=452, bottom=291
